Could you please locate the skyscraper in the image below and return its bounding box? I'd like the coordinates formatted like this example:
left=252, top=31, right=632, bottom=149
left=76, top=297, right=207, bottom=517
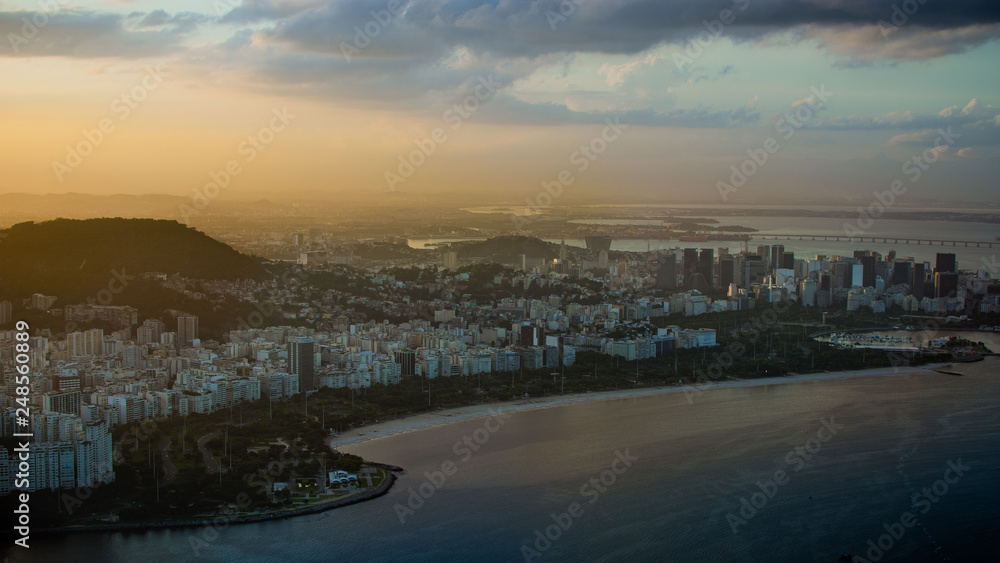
left=770, top=245, right=785, bottom=272
left=935, top=272, right=958, bottom=299
left=782, top=252, right=794, bottom=270
left=861, top=255, right=876, bottom=288
left=698, top=249, right=714, bottom=285
left=935, top=253, right=957, bottom=274
left=288, top=337, right=315, bottom=392
left=683, top=248, right=699, bottom=276
left=911, top=263, right=926, bottom=298
left=655, top=255, right=677, bottom=290
left=719, top=257, right=734, bottom=290
left=891, top=261, right=911, bottom=286
left=177, top=315, right=199, bottom=347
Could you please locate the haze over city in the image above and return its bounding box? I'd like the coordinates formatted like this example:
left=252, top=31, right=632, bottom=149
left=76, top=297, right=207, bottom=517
left=2, top=2, right=1000, bottom=563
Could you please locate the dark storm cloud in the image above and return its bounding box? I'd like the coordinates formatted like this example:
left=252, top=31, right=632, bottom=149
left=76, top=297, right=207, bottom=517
left=259, top=0, right=1000, bottom=60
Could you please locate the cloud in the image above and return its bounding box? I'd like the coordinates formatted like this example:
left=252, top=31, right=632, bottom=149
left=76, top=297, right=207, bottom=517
left=220, top=0, right=327, bottom=24
left=802, top=23, right=1000, bottom=65
left=0, top=9, right=204, bottom=58
left=813, top=99, right=1000, bottom=132
left=961, top=98, right=980, bottom=114
left=887, top=129, right=939, bottom=145
left=599, top=52, right=664, bottom=88
left=474, top=93, right=761, bottom=128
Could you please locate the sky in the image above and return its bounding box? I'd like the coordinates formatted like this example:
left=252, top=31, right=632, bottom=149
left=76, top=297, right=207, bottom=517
left=1, top=0, right=999, bottom=204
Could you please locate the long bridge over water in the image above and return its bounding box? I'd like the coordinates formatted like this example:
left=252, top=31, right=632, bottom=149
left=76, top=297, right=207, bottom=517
left=748, top=233, right=1000, bottom=248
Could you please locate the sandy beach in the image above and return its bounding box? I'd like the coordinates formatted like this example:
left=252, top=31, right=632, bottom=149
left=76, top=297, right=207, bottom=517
left=332, top=363, right=955, bottom=450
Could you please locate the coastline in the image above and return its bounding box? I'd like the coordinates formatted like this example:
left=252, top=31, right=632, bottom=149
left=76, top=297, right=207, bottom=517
left=334, top=363, right=958, bottom=450
left=33, top=467, right=397, bottom=536
left=29, top=362, right=964, bottom=537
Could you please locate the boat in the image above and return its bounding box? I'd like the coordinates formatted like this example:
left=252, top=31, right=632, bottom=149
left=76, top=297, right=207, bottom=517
left=678, top=235, right=708, bottom=242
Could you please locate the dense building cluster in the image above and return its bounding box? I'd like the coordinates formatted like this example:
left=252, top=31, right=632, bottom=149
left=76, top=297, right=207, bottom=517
left=2, top=239, right=997, bottom=496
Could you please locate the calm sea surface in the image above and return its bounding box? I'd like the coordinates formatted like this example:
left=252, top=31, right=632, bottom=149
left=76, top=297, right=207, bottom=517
left=15, top=359, right=999, bottom=562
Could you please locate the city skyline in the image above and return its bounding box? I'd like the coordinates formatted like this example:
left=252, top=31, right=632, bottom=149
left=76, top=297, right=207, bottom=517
left=2, top=2, right=999, bottom=561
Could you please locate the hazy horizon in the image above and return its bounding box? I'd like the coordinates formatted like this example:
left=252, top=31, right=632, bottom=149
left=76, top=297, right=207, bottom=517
left=2, top=1, right=999, bottom=203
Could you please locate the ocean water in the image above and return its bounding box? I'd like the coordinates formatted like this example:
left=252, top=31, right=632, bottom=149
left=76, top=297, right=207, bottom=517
left=14, top=360, right=999, bottom=563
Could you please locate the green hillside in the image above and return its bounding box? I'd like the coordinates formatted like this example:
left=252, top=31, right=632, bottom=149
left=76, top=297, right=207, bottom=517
left=0, top=218, right=267, bottom=302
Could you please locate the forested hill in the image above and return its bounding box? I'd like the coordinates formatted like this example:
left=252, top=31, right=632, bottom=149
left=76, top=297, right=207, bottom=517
left=0, top=218, right=266, bottom=301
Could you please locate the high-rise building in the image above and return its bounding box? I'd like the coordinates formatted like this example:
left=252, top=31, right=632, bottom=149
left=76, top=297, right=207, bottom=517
left=757, top=246, right=770, bottom=267
left=137, top=319, right=166, bottom=345
left=782, top=252, right=795, bottom=270
left=891, top=261, right=912, bottom=286
left=820, top=273, right=833, bottom=291
left=861, top=255, right=876, bottom=288
left=177, top=315, right=199, bottom=347
left=935, top=272, right=958, bottom=298
left=911, top=263, right=926, bottom=298
left=655, top=255, right=677, bottom=290
left=53, top=370, right=82, bottom=392
left=800, top=279, right=818, bottom=307
left=393, top=350, right=416, bottom=377
left=770, top=245, right=785, bottom=272
left=67, top=329, right=104, bottom=357
left=288, top=337, right=315, bottom=392
left=698, top=249, right=714, bottom=285
left=42, top=390, right=81, bottom=416
left=683, top=248, right=699, bottom=276
left=719, top=257, right=734, bottom=290
left=935, top=253, right=957, bottom=274
left=744, top=254, right=766, bottom=285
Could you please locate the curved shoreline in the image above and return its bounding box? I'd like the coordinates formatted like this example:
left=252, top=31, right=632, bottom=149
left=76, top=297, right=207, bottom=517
left=32, top=468, right=398, bottom=536
left=26, top=361, right=976, bottom=537
left=334, top=363, right=960, bottom=451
